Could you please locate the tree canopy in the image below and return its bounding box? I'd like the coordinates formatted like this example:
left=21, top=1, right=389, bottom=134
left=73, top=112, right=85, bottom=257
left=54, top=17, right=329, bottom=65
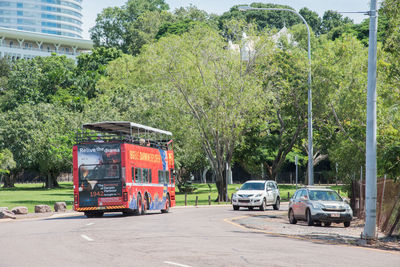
left=1, top=0, right=400, bottom=191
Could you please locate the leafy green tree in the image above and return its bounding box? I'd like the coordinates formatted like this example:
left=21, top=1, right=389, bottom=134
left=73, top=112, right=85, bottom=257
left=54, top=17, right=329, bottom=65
left=156, top=19, right=204, bottom=39
left=320, top=10, right=353, bottom=35
left=125, top=10, right=173, bottom=54
left=311, top=34, right=369, bottom=180
left=219, top=2, right=302, bottom=34
left=236, top=33, right=309, bottom=180
left=0, top=149, right=16, bottom=188
left=174, top=5, right=211, bottom=22
left=75, top=46, right=123, bottom=99
left=90, top=0, right=169, bottom=53
left=0, top=103, right=79, bottom=188
left=97, top=26, right=266, bottom=200
left=351, top=14, right=389, bottom=46
left=1, top=56, right=76, bottom=111
left=156, top=6, right=218, bottom=40
left=378, top=0, right=400, bottom=179
left=299, top=7, right=322, bottom=35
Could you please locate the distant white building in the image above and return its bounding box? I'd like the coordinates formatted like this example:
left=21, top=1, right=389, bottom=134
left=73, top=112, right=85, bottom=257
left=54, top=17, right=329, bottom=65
left=229, top=27, right=298, bottom=61
left=0, top=26, right=92, bottom=60
left=271, top=26, right=298, bottom=47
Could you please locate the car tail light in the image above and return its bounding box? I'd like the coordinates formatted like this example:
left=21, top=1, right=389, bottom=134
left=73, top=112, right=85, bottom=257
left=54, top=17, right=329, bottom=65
left=123, top=192, right=128, bottom=202
left=74, top=194, right=78, bottom=204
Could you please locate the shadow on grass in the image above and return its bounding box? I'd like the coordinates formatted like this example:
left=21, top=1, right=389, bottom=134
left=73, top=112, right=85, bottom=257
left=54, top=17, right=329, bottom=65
left=8, top=200, right=74, bottom=205
left=1, top=184, right=73, bottom=192
left=45, top=193, right=73, bottom=197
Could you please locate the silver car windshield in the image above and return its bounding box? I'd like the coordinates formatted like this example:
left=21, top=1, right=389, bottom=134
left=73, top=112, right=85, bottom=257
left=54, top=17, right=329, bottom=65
left=240, top=183, right=265, bottom=190
left=308, top=190, right=342, bottom=201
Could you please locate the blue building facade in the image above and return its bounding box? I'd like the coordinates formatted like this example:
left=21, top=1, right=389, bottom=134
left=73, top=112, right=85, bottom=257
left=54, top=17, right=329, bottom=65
left=0, top=0, right=83, bottom=38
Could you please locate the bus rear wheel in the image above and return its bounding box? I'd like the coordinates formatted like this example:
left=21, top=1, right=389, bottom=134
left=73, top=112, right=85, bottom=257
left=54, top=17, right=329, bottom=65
left=142, top=195, right=148, bottom=215
left=134, top=195, right=142, bottom=216
left=161, top=197, right=170, bottom=213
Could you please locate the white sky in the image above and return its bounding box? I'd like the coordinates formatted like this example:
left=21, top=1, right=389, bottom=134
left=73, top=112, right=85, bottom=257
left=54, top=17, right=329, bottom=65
left=82, top=0, right=374, bottom=39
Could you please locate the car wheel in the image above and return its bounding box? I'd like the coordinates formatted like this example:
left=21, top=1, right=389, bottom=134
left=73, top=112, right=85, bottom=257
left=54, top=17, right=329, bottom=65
left=260, top=198, right=267, bottom=211
left=344, top=221, right=351, bottom=228
left=248, top=207, right=254, bottom=211
left=233, top=205, right=239, bottom=211
left=324, top=222, right=331, bottom=227
left=306, top=209, right=314, bottom=226
left=273, top=198, right=280, bottom=210
left=289, top=209, right=297, bottom=224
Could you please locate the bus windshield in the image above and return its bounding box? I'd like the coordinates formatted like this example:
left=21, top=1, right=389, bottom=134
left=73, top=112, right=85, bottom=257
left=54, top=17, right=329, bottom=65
left=79, top=164, right=120, bottom=181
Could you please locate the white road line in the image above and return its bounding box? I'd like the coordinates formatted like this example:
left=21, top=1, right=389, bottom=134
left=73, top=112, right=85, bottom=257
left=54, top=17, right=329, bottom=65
left=86, top=223, right=94, bottom=226
left=80, top=234, right=94, bottom=242
left=164, top=261, right=191, bottom=267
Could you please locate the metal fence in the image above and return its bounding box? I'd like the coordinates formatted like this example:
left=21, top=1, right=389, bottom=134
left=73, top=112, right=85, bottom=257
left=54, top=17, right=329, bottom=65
left=352, top=178, right=400, bottom=236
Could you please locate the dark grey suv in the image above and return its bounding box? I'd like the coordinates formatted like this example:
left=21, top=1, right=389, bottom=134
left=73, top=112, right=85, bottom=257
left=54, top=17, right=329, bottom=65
left=288, top=187, right=353, bottom=227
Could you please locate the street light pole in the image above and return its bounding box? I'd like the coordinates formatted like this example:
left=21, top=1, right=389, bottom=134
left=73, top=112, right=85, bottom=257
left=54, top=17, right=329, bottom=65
left=364, top=0, right=378, bottom=240
left=238, top=6, right=314, bottom=185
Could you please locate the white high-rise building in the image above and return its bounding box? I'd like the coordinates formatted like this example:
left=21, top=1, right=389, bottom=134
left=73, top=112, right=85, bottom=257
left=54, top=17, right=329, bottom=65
left=0, top=0, right=83, bottom=38
left=0, top=0, right=92, bottom=60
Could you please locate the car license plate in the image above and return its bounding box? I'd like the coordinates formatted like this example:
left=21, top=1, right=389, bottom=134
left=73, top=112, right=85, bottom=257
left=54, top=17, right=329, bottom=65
left=331, top=213, right=340, bottom=218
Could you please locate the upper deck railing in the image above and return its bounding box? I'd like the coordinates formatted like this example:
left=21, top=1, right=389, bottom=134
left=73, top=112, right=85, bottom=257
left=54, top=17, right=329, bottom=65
left=75, top=121, right=173, bottom=150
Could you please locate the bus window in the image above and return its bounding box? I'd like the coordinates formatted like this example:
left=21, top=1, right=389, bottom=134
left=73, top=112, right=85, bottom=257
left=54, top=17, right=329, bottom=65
left=170, top=169, right=175, bottom=184
left=143, top=169, right=148, bottom=183
left=131, top=167, right=134, bottom=182
left=158, top=170, right=164, bottom=184
left=166, top=171, right=170, bottom=184
left=149, top=169, right=152, bottom=183
left=135, top=168, right=142, bottom=183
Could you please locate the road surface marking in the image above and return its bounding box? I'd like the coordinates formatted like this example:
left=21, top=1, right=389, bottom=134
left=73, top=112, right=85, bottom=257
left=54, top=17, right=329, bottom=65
left=81, top=234, right=94, bottom=242
left=86, top=222, right=94, bottom=226
left=164, top=261, right=191, bottom=267
left=224, top=216, right=400, bottom=255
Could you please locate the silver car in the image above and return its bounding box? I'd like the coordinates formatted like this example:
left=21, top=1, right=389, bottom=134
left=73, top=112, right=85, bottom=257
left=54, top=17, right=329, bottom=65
left=288, top=187, right=353, bottom=227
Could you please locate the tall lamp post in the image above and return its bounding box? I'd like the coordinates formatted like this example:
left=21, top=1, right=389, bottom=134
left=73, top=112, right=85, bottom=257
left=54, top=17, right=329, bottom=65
left=238, top=6, right=314, bottom=185
left=364, top=0, right=378, bottom=240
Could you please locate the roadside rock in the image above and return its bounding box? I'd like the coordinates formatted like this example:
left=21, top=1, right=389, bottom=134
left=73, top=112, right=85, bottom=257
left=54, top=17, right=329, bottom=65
left=0, top=207, right=9, bottom=212
left=54, top=202, right=67, bottom=212
left=35, top=205, right=51, bottom=213
left=11, top=206, right=28, bottom=215
left=0, top=209, right=16, bottom=219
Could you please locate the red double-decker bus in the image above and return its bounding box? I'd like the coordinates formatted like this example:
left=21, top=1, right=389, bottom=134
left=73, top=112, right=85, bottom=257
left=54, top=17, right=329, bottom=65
left=73, top=121, right=175, bottom=218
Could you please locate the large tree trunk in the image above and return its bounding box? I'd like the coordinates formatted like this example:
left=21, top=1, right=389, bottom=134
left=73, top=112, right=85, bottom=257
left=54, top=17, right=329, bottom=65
left=45, top=172, right=60, bottom=189
left=2, top=172, right=15, bottom=188
left=215, top=173, right=227, bottom=202
left=265, top=164, right=278, bottom=181
left=202, top=167, right=209, bottom=184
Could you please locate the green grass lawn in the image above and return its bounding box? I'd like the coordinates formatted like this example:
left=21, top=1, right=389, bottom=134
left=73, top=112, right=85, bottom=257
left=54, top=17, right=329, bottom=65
left=0, top=182, right=348, bottom=212
left=0, top=182, right=73, bottom=213
left=175, top=183, right=348, bottom=206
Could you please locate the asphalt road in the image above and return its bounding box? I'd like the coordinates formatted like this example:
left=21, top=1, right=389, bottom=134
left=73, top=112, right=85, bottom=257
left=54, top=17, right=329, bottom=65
left=0, top=205, right=399, bottom=267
